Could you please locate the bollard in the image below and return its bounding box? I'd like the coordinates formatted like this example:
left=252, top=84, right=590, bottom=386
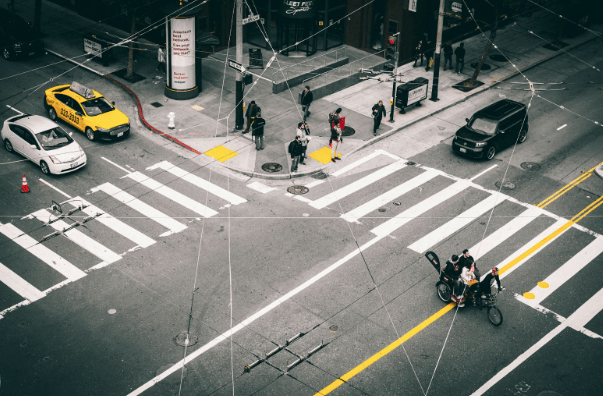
left=167, top=112, right=175, bottom=129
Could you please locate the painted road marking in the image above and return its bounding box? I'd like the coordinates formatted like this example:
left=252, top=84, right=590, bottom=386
left=341, top=169, right=439, bottom=223
left=5, top=105, right=24, bottom=114
left=408, top=193, right=506, bottom=253
left=39, top=178, right=72, bottom=199
left=0, top=261, right=46, bottom=302
left=91, top=183, right=187, bottom=237
left=536, top=161, right=603, bottom=208
left=469, top=206, right=542, bottom=260
left=126, top=172, right=218, bottom=218
left=31, top=209, right=122, bottom=266
left=471, top=287, right=603, bottom=396
left=101, top=156, right=132, bottom=174
left=147, top=161, right=247, bottom=205
left=468, top=164, right=498, bottom=182
left=305, top=180, right=325, bottom=188
left=523, top=236, right=603, bottom=305
left=246, top=181, right=276, bottom=194
left=557, top=124, right=567, bottom=130
left=67, top=198, right=156, bottom=248
left=371, top=180, right=470, bottom=237
left=204, top=145, right=238, bottom=162
left=310, top=160, right=408, bottom=209
left=331, top=150, right=390, bottom=177
left=0, top=222, right=86, bottom=281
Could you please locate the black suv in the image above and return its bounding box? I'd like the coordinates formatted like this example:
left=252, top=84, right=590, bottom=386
left=452, top=99, right=528, bottom=160
left=0, top=8, right=44, bottom=60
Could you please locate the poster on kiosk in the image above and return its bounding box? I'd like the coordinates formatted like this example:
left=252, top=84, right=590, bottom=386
left=165, top=15, right=200, bottom=100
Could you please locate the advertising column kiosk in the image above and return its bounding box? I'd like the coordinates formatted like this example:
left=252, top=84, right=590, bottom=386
left=165, top=15, right=200, bottom=100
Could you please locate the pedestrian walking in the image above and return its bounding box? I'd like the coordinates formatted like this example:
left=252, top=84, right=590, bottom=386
left=296, top=122, right=311, bottom=165
left=328, top=108, right=342, bottom=147
left=455, top=42, right=466, bottom=74
left=300, top=85, right=313, bottom=121
left=288, top=135, right=303, bottom=172
left=157, top=45, right=166, bottom=73
left=371, top=100, right=387, bottom=136
left=330, top=119, right=342, bottom=163
left=244, top=101, right=259, bottom=133
left=413, top=40, right=424, bottom=67
left=443, top=41, right=453, bottom=71
left=252, top=111, right=265, bottom=150
left=425, top=42, right=434, bottom=72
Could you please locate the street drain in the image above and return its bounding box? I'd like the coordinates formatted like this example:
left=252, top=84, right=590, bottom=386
left=379, top=208, right=386, bottom=212
left=489, top=54, right=507, bottom=62
left=311, top=171, right=329, bottom=179
left=150, top=102, right=163, bottom=108
left=262, top=163, right=283, bottom=173
left=329, top=325, right=338, bottom=332
left=342, top=126, right=355, bottom=136
left=495, top=181, right=516, bottom=190
left=521, top=162, right=541, bottom=171
left=287, top=185, right=309, bottom=195
left=174, top=332, right=199, bottom=347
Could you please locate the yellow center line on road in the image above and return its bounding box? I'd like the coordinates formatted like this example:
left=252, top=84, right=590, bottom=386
left=537, top=161, right=603, bottom=208
left=316, top=195, right=603, bottom=396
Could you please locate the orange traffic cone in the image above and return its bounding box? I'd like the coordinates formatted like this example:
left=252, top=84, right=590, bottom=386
left=21, top=175, right=30, bottom=193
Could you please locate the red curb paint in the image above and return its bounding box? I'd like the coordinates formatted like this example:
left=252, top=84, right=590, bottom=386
left=103, top=75, right=202, bottom=155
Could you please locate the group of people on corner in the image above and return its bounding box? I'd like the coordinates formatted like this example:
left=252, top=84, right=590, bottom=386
left=414, top=38, right=466, bottom=75
left=444, top=249, right=502, bottom=308
left=243, top=101, right=265, bottom=151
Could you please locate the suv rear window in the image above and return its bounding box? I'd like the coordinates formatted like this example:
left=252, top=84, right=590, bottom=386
left=470, top=118, right=497, bottom=135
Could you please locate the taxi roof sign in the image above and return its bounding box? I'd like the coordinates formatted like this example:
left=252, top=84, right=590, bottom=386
left=70, top=81, right=95, bottom=99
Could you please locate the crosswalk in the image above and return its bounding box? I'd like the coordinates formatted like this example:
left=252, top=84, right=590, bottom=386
left=0, top=161, right=248, bottom=319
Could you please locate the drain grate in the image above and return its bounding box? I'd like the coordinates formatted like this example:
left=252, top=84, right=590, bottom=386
left=341, top=126, right=355, bottom=136
left=521, top=162, right=541, bottom=171
left=287, top=185, right=309, bottom=195
left=174, top=332, right=199, bottom=347
left=495, top=181, right=516, bottom=190
left=261, top=163, right=282, bottom=173
left=311, top=171, right=329, bottom=179
left=150, top=102, right=163, bottom=108
left=489, top=54, right=507, bottom=62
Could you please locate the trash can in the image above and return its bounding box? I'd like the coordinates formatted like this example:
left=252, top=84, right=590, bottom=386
left=396, top=77, right=429, bottom=113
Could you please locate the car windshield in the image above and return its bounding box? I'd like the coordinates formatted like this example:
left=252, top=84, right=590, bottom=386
left=82, top=97, right=114, bottom=116
left=470, top=118, right=497, bottom=135
left=36, top=127, right=73, bottom=150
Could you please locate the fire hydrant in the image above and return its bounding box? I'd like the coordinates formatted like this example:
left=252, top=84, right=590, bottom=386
left=167, top=112, right=175, bottom=130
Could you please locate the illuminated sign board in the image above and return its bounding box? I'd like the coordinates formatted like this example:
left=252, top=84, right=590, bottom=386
left=170, top=17, right=196, bottom=90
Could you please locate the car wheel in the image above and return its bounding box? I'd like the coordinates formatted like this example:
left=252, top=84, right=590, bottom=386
left=4, top=139, right=14, bottom=152
left=2, top=48, right=11, bottom=61
left=85, top=127, right=96, bottom=141
left=40, top=160, right=51, bottom=175
left=485, top=146, right=496, bottom=160
left=518, top=129, right=528, bottom=144
left=48, top=106, right=58, bottom=121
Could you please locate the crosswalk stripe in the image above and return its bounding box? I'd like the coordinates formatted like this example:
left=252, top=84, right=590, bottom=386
left=528, top=236, right=603, bottom=305
left=0, top=223, right=86, bottom=281
left=331, top=150, right=389, bottom=177
left=247, top=181, right=276, bottom=194
left=408, top=193, right=507, bottom=253
left=310, top=160, right=408, bottom=210
left=126, top=172, right=218, bottom=218
left=341, top=169, right=439, bottom=223
left=0, top=261, right=46, bottom=302
left=31, top=209, right=122, bottom=265
left=469, top=206, right=542, bottom=260
left=91, top=183, right=187, bottom=237
left=68, top=198, right=156, bottom=248
left=147, top=161, right=247, bottom=205
left=371, top=180, right=470, bottom=237
left=495, top=218, right=569, bottom=278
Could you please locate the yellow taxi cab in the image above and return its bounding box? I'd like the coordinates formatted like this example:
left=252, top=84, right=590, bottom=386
left=43, top=81, right=130, bottom=141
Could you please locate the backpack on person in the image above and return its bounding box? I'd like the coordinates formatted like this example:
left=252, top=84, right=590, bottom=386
left=328, top=112, right=337, bottom=123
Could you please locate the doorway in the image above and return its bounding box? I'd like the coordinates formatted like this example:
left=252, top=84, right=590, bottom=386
left=280, top=18, right=316, bottom=57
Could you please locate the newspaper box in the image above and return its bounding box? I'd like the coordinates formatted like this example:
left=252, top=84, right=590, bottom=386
left=396, top=77, right=428, bottom=113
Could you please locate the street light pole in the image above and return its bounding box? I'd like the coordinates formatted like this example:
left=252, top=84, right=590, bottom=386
left=430, top=0, right=445, bottom=102
left=235, top=0, right=244, bottom=129
left=389, top=33, right=400, bottom=123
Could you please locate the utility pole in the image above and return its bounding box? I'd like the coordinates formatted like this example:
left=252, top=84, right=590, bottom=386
left=430, top=0, right=445, bottom=102
left=235, top=0, right=244, bottom=130
left=388, top=33, right=400, bottom=123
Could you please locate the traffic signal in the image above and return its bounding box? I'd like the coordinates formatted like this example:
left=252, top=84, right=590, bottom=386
left=385, top=35, right=398, bottom=61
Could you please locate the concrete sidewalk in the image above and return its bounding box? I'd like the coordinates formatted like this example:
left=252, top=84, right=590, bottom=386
left=13, top=0, right=601, bottom=179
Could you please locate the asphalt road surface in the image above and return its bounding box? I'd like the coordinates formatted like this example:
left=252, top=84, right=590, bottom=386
left=0, top=40, right=602, bottom=396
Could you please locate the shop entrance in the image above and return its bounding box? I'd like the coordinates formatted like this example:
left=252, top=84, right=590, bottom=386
left=280, top=18, right=316, bottom=57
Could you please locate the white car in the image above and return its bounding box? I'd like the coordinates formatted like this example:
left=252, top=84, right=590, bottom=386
left=2, top=114, right=87, bottom=175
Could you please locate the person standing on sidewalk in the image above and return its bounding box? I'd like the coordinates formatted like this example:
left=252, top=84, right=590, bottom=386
left=244, top=101, right=259, bottom=133
left=424, top=42, right=434, bottom=72
left=252, top=110, right=265, bottom=150
left=288, top=135, right=303, bottom=172
left=300, top=86, right=313, bottom=121
left=455, top=42, right=466, bottom=74
left=296, top=122, right=310, bottom=165
left=157, top=45, right=166, bottom=73
left=413, top=39, right=424, bottom=67
left=443, top=41, right=453, bottom=71
left=371, top=100, right=387, bottom=136
left=328, top=108, right=341, bottom=147
left=330, top=119, right=342, bottom=163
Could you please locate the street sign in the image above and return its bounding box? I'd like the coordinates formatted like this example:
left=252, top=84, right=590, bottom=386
left=242, top=14, right=260, bottom=25
left=228, top=59, right=246, bottom=73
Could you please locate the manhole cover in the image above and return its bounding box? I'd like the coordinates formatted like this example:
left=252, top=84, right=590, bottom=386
left=311, top=171, right=329, bottom=179
left=150, top=102, right=163, bottom=108
left=42, top=356, right=52, bottom=362
left=406, top=161, right=416, bottom=165
left=378, top=208, right=386, bottom=212
left=489, top=54, right=507, bottom=62
left=341, top=126, right=355, bottom=136
left=521, top=162, right=541, bottom=171
left=287, top=185, right=309, bottom=195
left=471, top=62, right=491, bottom=70
left=262, top=163, right=283, bottom=173
left=495, top=181, right=516, bottom=190
left=174, top=332, right=199, bottom=347
left=329, top=325, right=338, bottom=332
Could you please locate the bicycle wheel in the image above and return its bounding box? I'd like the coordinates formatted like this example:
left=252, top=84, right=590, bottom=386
left=488, top=306, right=503, bottom=326
left=436, top=281, right=451, bottom=302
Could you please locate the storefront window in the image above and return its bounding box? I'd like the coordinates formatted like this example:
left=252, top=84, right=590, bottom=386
left=326, top=5, right=345, bottom=50
left=370, top=0, right=387, bottom=51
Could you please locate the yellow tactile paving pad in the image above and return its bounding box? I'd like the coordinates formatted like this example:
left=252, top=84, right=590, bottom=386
left=204, top=145, right=238, bottom=162
left=308, top=146, right=341, bottom=164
